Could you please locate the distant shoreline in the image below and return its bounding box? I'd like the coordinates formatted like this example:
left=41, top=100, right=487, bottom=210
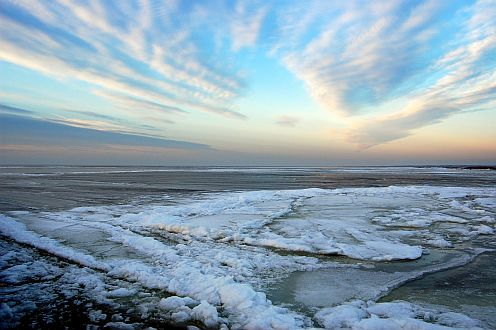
left=0, top=164, right=495, bottom=169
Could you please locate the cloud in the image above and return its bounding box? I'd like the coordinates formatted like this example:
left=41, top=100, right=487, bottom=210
left=0, top=113, right=208, bottom=150
left=351, top=96, right=496, bottom=149
left=348, top=69, right=496, bottom=148
left=0, top=0, right=247, bottom=124
left=347, top=101, right=459, bottom=148
left=0, top=102, right=173, bottom=137
left=92, top=89, right=186, bottom=122
left=273, top=1, right=446, bottom=116
left=271, top=0, right=496, bottom=146
left=64, top=109, right=125, bottom=121
left=275, top=115, right=300, bottom=127
left=230, top=2, right=268, bottom=51
left=0, top=104, right=36, bottom=115
left=1, top=0, right=495, bottom=152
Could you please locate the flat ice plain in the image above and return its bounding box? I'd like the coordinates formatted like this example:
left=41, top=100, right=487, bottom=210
left=0, top=167, right=495, bottom=329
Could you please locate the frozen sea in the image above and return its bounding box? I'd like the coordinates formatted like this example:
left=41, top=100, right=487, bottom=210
left=0, top=166, right=495, bottom=329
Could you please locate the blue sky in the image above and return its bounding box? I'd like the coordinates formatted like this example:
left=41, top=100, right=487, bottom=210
left=0, top=0, right=495, bottom=165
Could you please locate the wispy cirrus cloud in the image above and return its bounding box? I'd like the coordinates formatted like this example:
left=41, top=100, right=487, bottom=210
left=273, top=0, right=445, bottom=116
left=0, top=104, right=36, bottom=116
left=270, top=0, right=496, bottom=146
left=0, top=102, right=169, bottom=136
left=345, top=0, right=496, bottom=147
left=0, top=0, right=251, bottom=126
left=230, top=1, right=268, bottom=51
left=1, top=0, right=494, bottom=156
left=0, top=111, right=208, bottom=150
left=92, top=89, right=185, bottom=118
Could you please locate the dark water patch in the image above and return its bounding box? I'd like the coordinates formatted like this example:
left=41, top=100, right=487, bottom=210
left=0, top=238, right=188, bottom=330
left=265, top=249, right=481, bottom=317
left=380, top=251, right=496, bottom=329
left=1, top=166, right=495, bottom=212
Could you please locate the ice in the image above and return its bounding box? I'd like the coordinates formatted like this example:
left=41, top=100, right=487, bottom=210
left=472, top=224, right=494, bottom=235
left=437, top=312, right=482, bottom=328
left=0, top=303, right=14, bottom=328
left=104, top=288, right=136, bottom=298
left=171, top=310, right=191, bottom=323
left=354, top=316, right=448, bottom=330
left=89, top=310, right=107, bottom=322
left=2, top=215, right=313, bottom=327
left=474, top=197, right=496, bottom=208
left=2, top=185, right=494, bottom=329
left=475, top=216, right=495, bottom=223
left=191, top=301, right=219, bottom=328
left=116, top=188, right=429, bottom=261
left=8, top=211, right=30, bottom=215
left=103, top=322, right=135, bottom=330
left=0, top=261, right=61, bottom=284
left=159, top=296, right=198, bottom=310
left=0, top=215, right=109, bottom=271
left=118, top=186, right=494, bottom=261
left=270, top=248, right=483, bottom=311
left=337, top=235, right=422, bottom=261
left=0, top=240, right=118, bottom=328
left=426, top=237, right=452, bottom=248
left=315, top=301, right=368, bottom=328
left=2, top=214, right=309, bottom=328
left=315, top=300, right=483, bottom=329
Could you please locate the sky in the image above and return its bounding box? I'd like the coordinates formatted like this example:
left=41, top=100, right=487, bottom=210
left=0, top=0, right=495, bottom=165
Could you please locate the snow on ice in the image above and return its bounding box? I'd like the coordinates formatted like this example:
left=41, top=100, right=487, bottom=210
left=1, top=185, right=494, bottom=329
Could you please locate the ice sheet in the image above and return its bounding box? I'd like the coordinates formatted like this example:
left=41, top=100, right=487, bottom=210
left=1, top=185, right=494, bottom=329
left=114, top=186, right=495, bottom=261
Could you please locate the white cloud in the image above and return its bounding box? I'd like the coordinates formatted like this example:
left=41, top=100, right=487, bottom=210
left=348, top=48, right=496, bottom=148
left=2, top=0, right=495, bottom=150
left=0, top=0, right=247, bottom=124
left=270, top=0, right=496, bottom=146
left=275, top=1, right=438, bottom=116
left=230, top=2, right=268, bottom=51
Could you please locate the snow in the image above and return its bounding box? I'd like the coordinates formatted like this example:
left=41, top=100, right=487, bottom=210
left=337, top=237, right=422, bottom=261
left=104, top=288, right=136, bottom=298
left=474, top=197, right=496, bottom=208
left=1, top=184, right=494, bottom=329
left=89, top=310, right=107, bottom=322
left=315, top=301, right=368, bottom=329
left=191, top=301, right=219, bottom=328
left=0, top=261, right=61, bottom=283
left=0, top=215, right=109, bottom=271
left=426, top=238, right=452, bottom=248
left=171, top=310, right=191, bottom=323
left=111, top=186, right=495, bottom=264
left=0, top=303, right=14, bottom=328
left=1, top=215, right=314, bottom=328
left=103, top=322, right=135, bottom=330
left=473, top=224, right=494, bottom=235
left=474, top=215, right=495, bottom=223
left=315, top=300, right=483, bottom=329
left=115, top=188, right=428, bottom=261
left=159, top=296, right=198, bottom=310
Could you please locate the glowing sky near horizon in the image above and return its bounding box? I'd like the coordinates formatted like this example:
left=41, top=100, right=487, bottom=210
left=0, top=0, right=495, bottom=165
